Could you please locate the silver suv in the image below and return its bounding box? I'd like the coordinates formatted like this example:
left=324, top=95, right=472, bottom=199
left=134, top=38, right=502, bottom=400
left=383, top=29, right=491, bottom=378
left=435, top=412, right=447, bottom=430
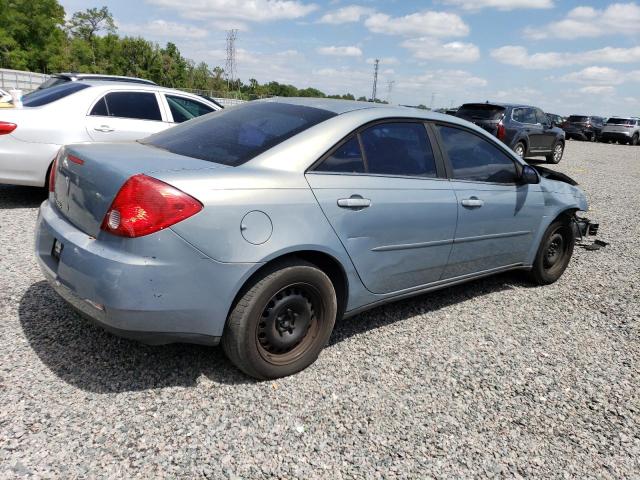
left=601, top=117, right=640, bottom=145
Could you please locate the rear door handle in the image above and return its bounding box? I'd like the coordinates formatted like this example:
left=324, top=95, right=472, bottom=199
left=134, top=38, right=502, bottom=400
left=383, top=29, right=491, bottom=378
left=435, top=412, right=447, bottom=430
left=94, top=125, right=114, bottom=133
left=461, top=198, right=484, bottom=208
left=337, top=197, right=371, bottom=209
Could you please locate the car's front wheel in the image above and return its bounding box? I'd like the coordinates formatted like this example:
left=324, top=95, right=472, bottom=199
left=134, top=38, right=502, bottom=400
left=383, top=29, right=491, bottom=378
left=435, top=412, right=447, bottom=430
left=222, top=259, right=337, bottom=379
left=631, top=133, right=639, bottom=146
left=546, top=142, right=564, bottom=164
left=528, top=218, right=575, bottom=285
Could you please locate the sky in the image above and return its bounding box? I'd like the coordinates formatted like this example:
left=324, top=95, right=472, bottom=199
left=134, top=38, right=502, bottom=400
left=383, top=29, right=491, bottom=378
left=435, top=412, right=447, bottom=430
left=58, top=0, right=640, bottom=116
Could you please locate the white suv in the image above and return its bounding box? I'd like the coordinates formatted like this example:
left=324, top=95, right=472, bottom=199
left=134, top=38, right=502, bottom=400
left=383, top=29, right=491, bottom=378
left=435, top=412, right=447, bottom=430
left=601, top=117, right=640, bottom=145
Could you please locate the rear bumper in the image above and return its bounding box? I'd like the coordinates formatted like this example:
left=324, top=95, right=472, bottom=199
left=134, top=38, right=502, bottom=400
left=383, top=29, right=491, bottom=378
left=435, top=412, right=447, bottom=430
left=35, top=200, right=259, bottom=345
left=564, top=129, right=593, bottom=140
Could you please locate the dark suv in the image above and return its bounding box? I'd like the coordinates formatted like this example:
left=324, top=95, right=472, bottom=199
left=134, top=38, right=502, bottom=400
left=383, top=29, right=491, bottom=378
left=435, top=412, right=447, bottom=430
left=563, top=115, right=604, bottom=141
left=455, top=103, right=566, bottom=163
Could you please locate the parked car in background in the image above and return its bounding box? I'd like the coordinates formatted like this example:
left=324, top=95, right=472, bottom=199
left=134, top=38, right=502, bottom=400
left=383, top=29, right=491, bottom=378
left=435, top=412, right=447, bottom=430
left=0, top=81, right=221, bottom=187
left=563, top=115, right=604, bottom=141
left=456, top=102, right=565, bottom=163
left=600, top=117, right=640, bottom=145
left=37, top=73, right=157, bottom=90
left=546, top=113, right=565, bottom=128
left=36, top=98, right=595, bottom=379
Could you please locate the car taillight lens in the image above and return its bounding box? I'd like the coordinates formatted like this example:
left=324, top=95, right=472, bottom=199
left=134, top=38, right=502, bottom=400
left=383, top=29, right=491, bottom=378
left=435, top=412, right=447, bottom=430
left=101, top=174, right=203, bottom=238
left=0, top=122, right=17, bottom=135
left=497, top=121, right=506, bottom=141
left=48, top=158, right=57, bottom=192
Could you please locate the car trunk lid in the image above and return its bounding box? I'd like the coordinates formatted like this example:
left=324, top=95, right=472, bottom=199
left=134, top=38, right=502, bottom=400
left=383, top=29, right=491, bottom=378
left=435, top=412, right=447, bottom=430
left=52, top=141, right=224, bottom=237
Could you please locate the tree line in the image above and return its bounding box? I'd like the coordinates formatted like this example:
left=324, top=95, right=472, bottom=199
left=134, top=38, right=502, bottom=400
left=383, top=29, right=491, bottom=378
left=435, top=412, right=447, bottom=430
left=0, top=1, right=376, bottom=101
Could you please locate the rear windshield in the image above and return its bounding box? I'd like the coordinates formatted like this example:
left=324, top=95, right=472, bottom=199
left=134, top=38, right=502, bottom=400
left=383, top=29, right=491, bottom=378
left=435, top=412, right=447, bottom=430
left=37, top=76, right=69, bottom=90
left=456, top=104, right=505, bottom=121
left=606, top=118, right=635, bottom=125
left=143, top=102, right=336, bottom=166
left=23, top=82, right=89, bottom=107
left=568, top=115, right=588, bottom=123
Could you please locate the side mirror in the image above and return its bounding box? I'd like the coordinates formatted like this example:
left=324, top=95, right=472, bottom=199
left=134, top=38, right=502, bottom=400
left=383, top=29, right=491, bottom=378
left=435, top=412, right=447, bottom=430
left=521, top=165, right=539, bottom=184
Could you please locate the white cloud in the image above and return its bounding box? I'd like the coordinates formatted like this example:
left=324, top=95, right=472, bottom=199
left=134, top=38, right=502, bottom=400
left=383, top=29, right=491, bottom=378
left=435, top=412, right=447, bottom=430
left=117, top=19, right=209, bottom=39
left=398, top=69, right=487, bottom=91
left=318, top=5, right=374, bottom=24
left=580, top=86, right=616, bottom=95
left=366, top=57, right=399, bottom=65
left=148, top=0, right=318, bottom=22
left=316, top=45, right=363, bottom=56
left=443, top=0, right=554, bottom=10
left=560, top=66, right=626, bottom=85
left=402, top=38, right=480, bottom=62
left=524, top=2, right=640, bottom=39
left=364, top=10, right=469, bottom=37
left=491, top=87, right=542, bottom=104
left=491, top=45, right=640, bottom=69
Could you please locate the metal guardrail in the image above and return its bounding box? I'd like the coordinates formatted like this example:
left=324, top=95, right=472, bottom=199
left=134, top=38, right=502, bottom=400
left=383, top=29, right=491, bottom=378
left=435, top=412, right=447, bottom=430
left=0, top=68, right=49, bottom=92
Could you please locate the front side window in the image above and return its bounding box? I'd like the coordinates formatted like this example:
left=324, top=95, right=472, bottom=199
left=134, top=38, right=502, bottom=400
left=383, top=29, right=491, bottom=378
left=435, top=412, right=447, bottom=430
left=91, top=92, right=162, bottom=121
left=437, top=125, right=518, bottom=184
left=360, top=123, right=437, bottom=177
left=166, top=95, right=214, bottom=123
left=315, top=136, right=365, bottom=173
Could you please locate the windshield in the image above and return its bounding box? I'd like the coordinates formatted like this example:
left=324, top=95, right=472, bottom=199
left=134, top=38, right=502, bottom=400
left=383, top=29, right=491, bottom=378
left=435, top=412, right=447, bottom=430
left=143, top=102, right=336, bottom=166
left=456, top=104, right=505, bottom=121
left=22, top=82, right=89, bottom=107
left=606, top=118, right=635, bottom=125
left=568, top=116, right=588, bottom=123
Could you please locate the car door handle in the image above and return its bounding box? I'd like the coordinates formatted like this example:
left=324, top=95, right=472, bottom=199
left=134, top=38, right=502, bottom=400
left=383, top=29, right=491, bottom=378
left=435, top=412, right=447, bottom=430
left=337, top=197, right=371, bottom=209
left=94, top=125, right=114, bottom=133
left=461, top=198, right=484, bottom=208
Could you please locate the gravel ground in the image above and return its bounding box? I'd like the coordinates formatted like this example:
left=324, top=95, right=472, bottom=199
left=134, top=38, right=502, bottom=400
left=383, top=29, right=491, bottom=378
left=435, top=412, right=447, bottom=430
left=1, top=140, right=638, bottom=478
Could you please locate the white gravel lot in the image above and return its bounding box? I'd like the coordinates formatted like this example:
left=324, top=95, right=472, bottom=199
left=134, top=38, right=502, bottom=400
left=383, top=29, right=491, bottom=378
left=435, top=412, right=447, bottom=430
left=1, top=140, right=638, bottom=478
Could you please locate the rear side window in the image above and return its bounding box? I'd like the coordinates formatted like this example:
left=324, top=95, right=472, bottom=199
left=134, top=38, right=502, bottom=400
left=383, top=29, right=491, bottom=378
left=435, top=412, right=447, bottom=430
left=91, top=92, right=162, bottom=121
left=315, top=136, right=365, bottom=173
left=513, top=108, right=537, bottom=124
left=22, top=83, right=89, bottom=107
left=437, top=125, right=518, bottom=184
left=568, top=115, right=588, bottom=123
left=456, top=104, right=505, bottom=121
left=360, top=123, right=437, bottom=177
left=607, top=118, right=634, bottom=125
left=166, top=95, right=214, bottom=123
left=143, top=102, right=336, bottom=166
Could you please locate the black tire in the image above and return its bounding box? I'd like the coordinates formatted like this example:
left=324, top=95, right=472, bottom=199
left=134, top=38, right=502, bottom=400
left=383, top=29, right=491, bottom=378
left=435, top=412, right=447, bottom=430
left=546, top=141, right=564, bottom=164
left=631, top=133, right=639, bottom=146
left=222, top=259, right=337, bottom=380
left=513, top=141, right=526, bottom=158
left=528, top=218, right=575, bottom=285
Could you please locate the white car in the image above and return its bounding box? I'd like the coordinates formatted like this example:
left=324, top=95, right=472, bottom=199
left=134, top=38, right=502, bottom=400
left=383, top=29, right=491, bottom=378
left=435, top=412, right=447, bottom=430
left=0, top=81, right=222, bottom=187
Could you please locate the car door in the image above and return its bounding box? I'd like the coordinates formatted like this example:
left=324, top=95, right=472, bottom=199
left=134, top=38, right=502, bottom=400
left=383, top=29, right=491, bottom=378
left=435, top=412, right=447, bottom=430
left=535, top=108, right=557, bottom=150
left=433, top=124, right=545, bottom=279
left=306, top=121, right=458, bottom=294
left=515, top=107, right=544, bottom=151
left=85, top=90, right=168, bottom=142
left=161, top=94, right=215, bottom=124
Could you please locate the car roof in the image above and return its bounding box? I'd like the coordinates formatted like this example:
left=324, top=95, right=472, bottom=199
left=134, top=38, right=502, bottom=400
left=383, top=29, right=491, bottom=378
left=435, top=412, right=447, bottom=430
left=75, top=81, right=208, bottom=96
left=54, top=72, right=156, bottom=84
left=258, top=96, right=393, bottom=115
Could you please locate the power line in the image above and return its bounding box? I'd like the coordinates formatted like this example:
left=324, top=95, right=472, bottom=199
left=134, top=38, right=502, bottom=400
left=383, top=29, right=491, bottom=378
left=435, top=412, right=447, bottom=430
left=371, top=59, right=379, bottom=102
left=225, top=29, right=238, bottom=90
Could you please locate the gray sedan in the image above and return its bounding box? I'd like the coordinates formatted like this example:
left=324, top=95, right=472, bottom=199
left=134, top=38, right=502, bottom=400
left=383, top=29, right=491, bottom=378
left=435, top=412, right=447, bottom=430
left=35, top=98, right=595, bottom=379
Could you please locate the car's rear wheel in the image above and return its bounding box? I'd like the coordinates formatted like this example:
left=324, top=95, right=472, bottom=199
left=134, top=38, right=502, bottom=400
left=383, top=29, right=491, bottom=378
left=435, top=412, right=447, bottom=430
left=513, top=142, right=526, bottom=158
left=528, top=218, right=575, bottom=285
left=222, top=259, right=337, bottom=380
left=546, top=142, right=564, bottom=164
left=631, top=133, right=639, bottom=146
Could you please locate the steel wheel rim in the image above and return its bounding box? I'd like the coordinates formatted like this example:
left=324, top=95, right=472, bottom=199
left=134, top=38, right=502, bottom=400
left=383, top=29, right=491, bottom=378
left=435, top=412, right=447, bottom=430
left=544, top=231, right=565, bottom=269
left=554, top=144, right=563, bottom=161
left=256, top=283, right=324, bottom=366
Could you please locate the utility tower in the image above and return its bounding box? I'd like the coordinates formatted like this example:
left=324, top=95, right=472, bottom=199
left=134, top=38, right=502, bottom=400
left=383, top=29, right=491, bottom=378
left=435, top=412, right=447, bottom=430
left=371, top=59, right=379, bottom=102
left=225, top=29, right=238, bottom=90
left=386, top=80, right=395, bottom=103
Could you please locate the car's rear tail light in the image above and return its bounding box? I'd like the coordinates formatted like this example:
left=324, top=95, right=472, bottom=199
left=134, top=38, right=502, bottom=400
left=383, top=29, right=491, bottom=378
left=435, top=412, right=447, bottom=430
left=497, top=121, right=506, bottom=141
left=0, top=122, right=17, bottom=135
left=101, top=174, right=203, bottom=238
left=48, top=151, right=62, bottom=193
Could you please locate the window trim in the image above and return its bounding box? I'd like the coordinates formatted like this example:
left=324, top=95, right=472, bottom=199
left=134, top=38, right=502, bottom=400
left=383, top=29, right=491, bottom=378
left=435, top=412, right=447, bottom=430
left=431, top=121, right=524, bottom=186
left=308, top=117, right=448, bottom=180
left=86, top=90, right=166, bottom=122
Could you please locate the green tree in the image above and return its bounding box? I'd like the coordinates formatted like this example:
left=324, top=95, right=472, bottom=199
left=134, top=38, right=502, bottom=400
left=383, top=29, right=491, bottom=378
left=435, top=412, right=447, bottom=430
left=68, top=6, right=116, bottom=42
